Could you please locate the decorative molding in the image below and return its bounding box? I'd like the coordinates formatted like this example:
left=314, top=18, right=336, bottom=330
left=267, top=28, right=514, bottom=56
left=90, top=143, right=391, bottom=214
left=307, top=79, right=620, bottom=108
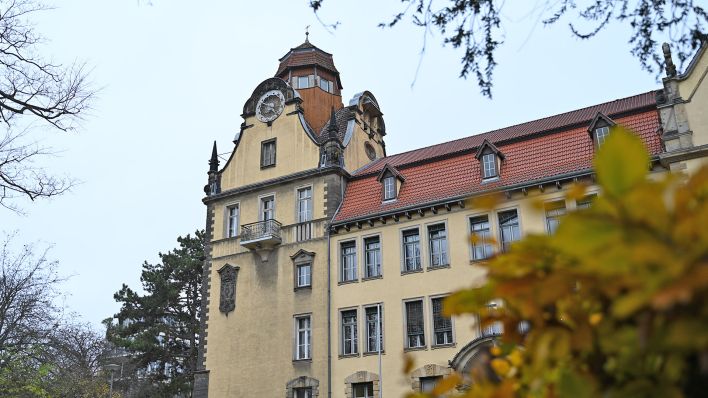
left=217, top=264, right=239, bottom=315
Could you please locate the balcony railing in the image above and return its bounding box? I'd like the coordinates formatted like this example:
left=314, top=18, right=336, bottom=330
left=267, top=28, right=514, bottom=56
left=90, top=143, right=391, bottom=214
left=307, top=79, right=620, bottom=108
left=240, top=219, right=282, bottom=249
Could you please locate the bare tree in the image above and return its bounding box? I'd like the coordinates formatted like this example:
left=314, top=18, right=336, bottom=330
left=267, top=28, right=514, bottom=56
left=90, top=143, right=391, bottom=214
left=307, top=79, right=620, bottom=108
left=310, top=0, right=707, bottom=98
left=0, top=0, right=93, bottom=211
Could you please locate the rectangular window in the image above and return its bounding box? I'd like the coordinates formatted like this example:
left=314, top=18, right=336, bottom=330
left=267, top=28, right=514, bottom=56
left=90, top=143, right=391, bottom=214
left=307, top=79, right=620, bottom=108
left=576, top=193, right=597, bottom=209
left=261, top=139, right=276, bottom=167
left=420, top=376, right=441, bottom=393
left=226, top=204, right=239, bottom=238
left=340, top=241, right=357, bottom=282
left=428, top=223, right=448, bottom=267
left=297, top=187, right=313, bottom=222
left=341, top=309, right=358, bottom=355
left=295, top=388, right=312, bottom=398
left=295, top=315, right=311, bottom=360
left=482, top=153, right=497, bottom=178
left=402, top=229, right=421, bottom=272
left=260, top=196, right=275, bottom=221
left=545, top=200, right=566, bottom=235
left=365, top=305, right=383, bottom=353
left=469, top=215, right=493, bottom=260
left=364, top=236, right=381, bottom=278
left=319, top=77, right=333, bottom=92
left=353, top=382, right=374, bottom=398
left=498, top=209, right=520, bottom=252
left=595, top=126, right=610, bottom=147
left=405, top=300, right=425, bottom=348
left=296, top=263, right=311, bottom=288
left=297, top=75, right=310, bottom=89
left=383, top=176, right=396, bottom=200
left=432, top=297, right=453, bottom=345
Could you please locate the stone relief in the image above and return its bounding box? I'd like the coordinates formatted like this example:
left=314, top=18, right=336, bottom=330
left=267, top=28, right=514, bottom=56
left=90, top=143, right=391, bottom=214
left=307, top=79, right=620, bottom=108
left=218, top=264, right=239, bottom=315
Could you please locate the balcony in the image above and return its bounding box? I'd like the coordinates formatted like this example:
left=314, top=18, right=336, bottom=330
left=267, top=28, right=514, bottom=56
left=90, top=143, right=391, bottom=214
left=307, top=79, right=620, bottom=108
left=240, top=219, right=282, bottom=257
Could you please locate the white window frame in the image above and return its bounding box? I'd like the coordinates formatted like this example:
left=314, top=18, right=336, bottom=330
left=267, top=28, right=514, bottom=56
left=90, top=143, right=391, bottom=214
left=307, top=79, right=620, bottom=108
left=430, top=295, right=454, bottom=346
left=294, top=314, right=312, bottom=360
left=383, top=176, right=396, bottom=200
left=225, top=202, right=239, bottom=238
left=544, top=199, right=567, bottom=235
left=497, top=208, right=521, bottom=252
left=469, top=213, right=494, bottom=261
left=296, top=262, right=312, bottom=288
left=296, top=185, right=313, bottom=223
left=363, top=235, right=382, bottom=278
left=340, top=308, right=359, bottom=355
left=426, top=222, right=449, bottom=268
left=401, top=227, right=422, bottom=272
left=403, top=298, right=426, bottom=349
left=261, top=139, right=276, bottom=168
left=259, top=194, right=275, bottom=221
left=364, top=304, right=384, bottom=353
left=595, top=126, right=610, bottom=147
left=340, top=240, right=358, bottom=282
left=482, top=153, right=497, bottom=178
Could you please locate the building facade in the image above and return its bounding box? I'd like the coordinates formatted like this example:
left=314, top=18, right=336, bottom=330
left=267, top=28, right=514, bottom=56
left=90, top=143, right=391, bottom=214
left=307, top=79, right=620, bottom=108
left=194, top=41, right=708, bottom=398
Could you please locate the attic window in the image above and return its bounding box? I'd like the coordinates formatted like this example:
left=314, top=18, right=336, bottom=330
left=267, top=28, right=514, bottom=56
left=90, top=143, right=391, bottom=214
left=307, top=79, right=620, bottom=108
left=482, top=153, right=497, bottom=178
left=595, top=126, right=610, bottom=147
left=294, top=75, right=315, bottom=89
left=383, top=176, right=396, bottom=200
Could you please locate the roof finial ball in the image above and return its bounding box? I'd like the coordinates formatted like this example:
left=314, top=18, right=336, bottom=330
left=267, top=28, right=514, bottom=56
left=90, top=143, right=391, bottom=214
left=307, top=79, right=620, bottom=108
left=663, top=42, right=677, bottom=78
left=305, top=25, right=310, bottom=43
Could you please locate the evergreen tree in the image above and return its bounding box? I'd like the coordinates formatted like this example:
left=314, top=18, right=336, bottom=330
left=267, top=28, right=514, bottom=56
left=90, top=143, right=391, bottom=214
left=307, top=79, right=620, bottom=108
left=107, top=231, right=204, bottom=397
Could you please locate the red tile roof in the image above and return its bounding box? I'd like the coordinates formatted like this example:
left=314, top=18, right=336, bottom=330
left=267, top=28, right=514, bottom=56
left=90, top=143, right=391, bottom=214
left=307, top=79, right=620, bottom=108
left=333, top=92, right=662, bottom=224
left=275, top=41, right=339, bottom=77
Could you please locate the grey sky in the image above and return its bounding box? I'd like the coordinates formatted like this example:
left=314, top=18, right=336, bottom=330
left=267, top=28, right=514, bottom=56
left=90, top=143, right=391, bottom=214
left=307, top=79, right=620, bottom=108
left=2, top=0, right=665, bottom=327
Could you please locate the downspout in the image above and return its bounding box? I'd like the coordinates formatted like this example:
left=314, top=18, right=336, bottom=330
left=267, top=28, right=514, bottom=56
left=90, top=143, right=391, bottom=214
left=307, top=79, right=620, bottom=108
left=327, top=173, right=346, bottom=398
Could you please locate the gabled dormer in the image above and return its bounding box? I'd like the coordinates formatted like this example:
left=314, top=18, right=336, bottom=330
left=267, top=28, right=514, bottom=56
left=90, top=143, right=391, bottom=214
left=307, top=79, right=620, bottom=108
left=377, top=164, right=405, bottom=201
left=588, top=112, right=616, bottom=148
left=475, top=139, right=505, bottom=180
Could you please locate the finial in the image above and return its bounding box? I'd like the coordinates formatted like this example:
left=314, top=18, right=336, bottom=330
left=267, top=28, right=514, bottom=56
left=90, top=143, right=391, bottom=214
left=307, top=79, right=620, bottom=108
left=662, top=42, right=677, bottom=78
left=209, top=141, right=219, bottom=173
left=327, top=106, right=339, bottom=140
left=305, top=25, right=310, bottom=43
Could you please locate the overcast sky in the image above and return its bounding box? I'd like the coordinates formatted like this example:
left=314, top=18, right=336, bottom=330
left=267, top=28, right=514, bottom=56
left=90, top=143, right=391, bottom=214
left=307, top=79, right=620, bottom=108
left=2, top=0, right=670, bottom=328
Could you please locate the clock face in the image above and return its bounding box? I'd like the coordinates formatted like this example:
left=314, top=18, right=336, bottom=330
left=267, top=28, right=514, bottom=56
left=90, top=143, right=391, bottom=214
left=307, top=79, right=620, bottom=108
left=255, top=90, right=285, bottom=123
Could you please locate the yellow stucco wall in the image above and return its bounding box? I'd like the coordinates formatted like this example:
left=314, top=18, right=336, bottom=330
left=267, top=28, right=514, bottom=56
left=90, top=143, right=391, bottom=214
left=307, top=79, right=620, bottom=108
left=679, top=48, right=708, bottom=146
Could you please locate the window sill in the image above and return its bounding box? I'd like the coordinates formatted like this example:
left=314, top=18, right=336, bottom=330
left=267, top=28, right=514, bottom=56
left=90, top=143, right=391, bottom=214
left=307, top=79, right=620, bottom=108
left=481, top=176, right=500, bottom=184
left=292, top=358, right=312, bottom=363
left=382, top=198, right=397, bottom=204
left=469, top=257, right=493, bottom=264
left=427, top=264, right=450, bottom=271
left=431, top=343, right=456, bottom=350
left=338, top=353, right=360, bottom=359
left=363, top=350, right=386, bottom=357
left=362, top=275, right=383, bottom=282
left=404, top=346, right=427, bottom=352
left=294, top=286, right=312, bottom=292
left=260, top=163, right=276, bottom=170
left=401, top=268, right=423, bottom=276
left=338, top=279, right=359, bottom=286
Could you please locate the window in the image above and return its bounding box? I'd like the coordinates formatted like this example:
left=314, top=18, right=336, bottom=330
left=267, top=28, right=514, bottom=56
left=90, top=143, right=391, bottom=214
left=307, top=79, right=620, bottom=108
left=428, top=223, right=448, bottom=267
left=295, top=315, right=311, bottom=360
left=226, top=204, right=239, bottom=238
left=261, top=139, right=276, bottom=167
left=294, top=388, right=312, bottom=398
left=341, top=309, right=358, bottom=355
left=296, top=263, right=311, bottom=288
left=545, top=200, right=566, bottom=235
left=383, top=176, right=396, bottom=200
left=297, top=187, right=313, bottom=223
left=469, top=215, right=493, bottom=260
left=353, top=382, right=374, bottom=398
left=595, top=126, right=610, bottom=147
left=576, top=194, right=597, bottom=209
left=260, top=196, right=275, bottom=221
left=482, top=302, right=504, bottom=336
left=498, top=209, right=520, bottom=252
left=319, top=77, right=334, bottom=93
left=405, top=300, right=425, bottom=348
left=482, top=153, right=497, bottom=178
left=296, top=75, right=315, bottom=89
left=365, top=305, right=383, bottom=353
left=340, top=241, right=357, bottom=282
left=402, top=229, right=421, bottom=272
left=432, top=297, right=453, bottom=345
left=364, top=236, right=381, bottom=278
left=420, top=376, right=442, bottom=393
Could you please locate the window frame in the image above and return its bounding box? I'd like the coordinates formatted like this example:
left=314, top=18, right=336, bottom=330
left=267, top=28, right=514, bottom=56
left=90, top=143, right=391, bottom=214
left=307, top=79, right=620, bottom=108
left=595, top=126, right=610, bottom=148
left=295, top=262, right=312, bottom=289
left=403, top=298, right=426, bottom=349
left=294, top=387, right=313, bottom=398
left=260, top=138, right=277, bottom=168
left=544, top=199, right=567, bottom=235
left=352, top=382, right=374, bottom=398
left=340, top=308, right=359, bottom=356
left=339, top=240, right=358, bottom=283
left=363, top=235, right=382, bottom=279
left=575, top=193, right=598, bottom=210
left=259, top=194, right=276, bottom=221
left=481, top=152, right=498, bottom=179
left=401, top=227, right=422, bottom=273
left=420, top=376, right=442, bottom=393
left=225, top=202, right=240, bottom=239
left=296, top=185, right=313, bottom=223
left=497, top=208, right=521, bottom=253
left=383, top=175, right=396, bottom=201
left=468, top=213, right=494, bottom=261
left=426, top=222, right=449, bottom=269
left=430, top=295, right=455, bottom=346
left=294, top=314, right=312, bottom=361
left=364, top=304, right=384, bottom=353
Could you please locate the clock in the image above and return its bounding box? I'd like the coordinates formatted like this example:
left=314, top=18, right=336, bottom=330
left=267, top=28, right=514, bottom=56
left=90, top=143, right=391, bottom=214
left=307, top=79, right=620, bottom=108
left=255, top=90, right=285, bottom=123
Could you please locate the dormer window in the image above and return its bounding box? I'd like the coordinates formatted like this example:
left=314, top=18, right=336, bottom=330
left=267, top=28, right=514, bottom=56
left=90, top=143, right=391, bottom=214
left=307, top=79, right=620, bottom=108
left=475, top=139, right=505, bottom=181
left=383, top=176, right=396, bottom=200
left=482, top=153, right=497, bottom=178
left=377, top=164, right=405, bottom=202
left=588, top=112, right=616, bottom=149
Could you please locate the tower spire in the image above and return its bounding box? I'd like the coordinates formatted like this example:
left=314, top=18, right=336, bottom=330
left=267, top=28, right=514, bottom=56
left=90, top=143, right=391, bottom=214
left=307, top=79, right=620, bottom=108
left=209, top=141, right=219, bottom=173
left=327, top=106, right=339, bottom=141
left=305, top=25, right=310, bottom=43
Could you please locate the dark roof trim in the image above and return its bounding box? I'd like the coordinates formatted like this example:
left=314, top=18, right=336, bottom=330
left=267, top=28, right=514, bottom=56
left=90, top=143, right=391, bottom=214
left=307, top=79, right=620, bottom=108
left=587, top=112, right=616, bottom=134
left=376, top=164, right=405, bottom=182
left=676, top=41, right=707, bottom=81
left=474, top=139, right=505, bottom=160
